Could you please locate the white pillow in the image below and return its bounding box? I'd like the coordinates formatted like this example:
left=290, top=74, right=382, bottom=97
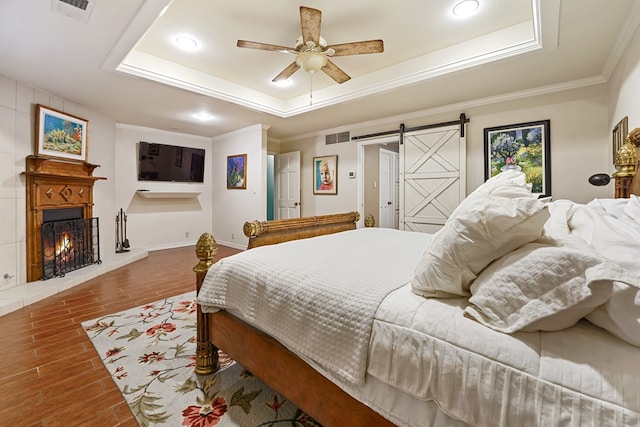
left=587, top=283, right=640, bottom=346
left=464, top=235, right=640, bottom=333
left=569, top=199, right=640, bottom=346
left=621, top=194, right=640, bottom=233
left=412, top=171, right=549, bottom=298
left=586, top=198, right=628, bottom=218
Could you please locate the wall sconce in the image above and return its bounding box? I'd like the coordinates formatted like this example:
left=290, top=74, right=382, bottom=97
left=588, top=173, right=612, bottom=186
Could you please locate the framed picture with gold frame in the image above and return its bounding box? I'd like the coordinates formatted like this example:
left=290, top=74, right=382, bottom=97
left=35, top=104, right=88, bottom=161
left=612, top=116, right=628, bottom=167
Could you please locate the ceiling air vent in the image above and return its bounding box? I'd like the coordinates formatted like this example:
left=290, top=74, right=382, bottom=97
left=325, top=131, right=351, bottom=145
left=51, top=0, right=95, bottom=22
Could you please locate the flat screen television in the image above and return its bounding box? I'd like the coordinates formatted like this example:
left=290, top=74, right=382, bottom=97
left=138, top=141, right=205, bottom=183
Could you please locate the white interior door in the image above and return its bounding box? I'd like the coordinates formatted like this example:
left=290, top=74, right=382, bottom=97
left=379, top=148, right=399, bottom=228
left=400, top=124, right=465, bottom=233
left=275, top=151, right=301, bottom=220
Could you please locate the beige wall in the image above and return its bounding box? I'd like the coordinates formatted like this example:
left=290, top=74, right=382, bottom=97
left=607, top=22, right=640, bottom=140
left=280, top=135, right=357, bottom=217
left=280, top=83, right=612, bottom=217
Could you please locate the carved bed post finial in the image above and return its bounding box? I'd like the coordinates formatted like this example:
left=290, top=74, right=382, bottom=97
left=624, top=127, right=640, bottom=197
left=194, top=233, right=219, bottom=375
left=364, top=214, right=375, bottom=227
left=243, top=220, right=263, bottom=238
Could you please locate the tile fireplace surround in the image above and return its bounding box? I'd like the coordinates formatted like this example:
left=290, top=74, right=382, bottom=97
left=0, top=155, right=148, bottom=316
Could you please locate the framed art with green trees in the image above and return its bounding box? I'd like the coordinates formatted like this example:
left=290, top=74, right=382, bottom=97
left=484, top=120, right=551, bottom=196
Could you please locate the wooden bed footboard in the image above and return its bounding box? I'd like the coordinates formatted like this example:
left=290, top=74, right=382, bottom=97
left=193, top=212, right=393, bottom=426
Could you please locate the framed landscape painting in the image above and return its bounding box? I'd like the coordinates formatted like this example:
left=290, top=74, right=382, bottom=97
left=36, top=104, right=88, bottom=161
left=484, top=120, right=551, bottom=196
left=227, top=154, right=247, bottom=189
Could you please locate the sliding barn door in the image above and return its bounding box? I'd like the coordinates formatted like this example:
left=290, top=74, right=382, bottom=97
left=400, top=124, right=466, bottom=233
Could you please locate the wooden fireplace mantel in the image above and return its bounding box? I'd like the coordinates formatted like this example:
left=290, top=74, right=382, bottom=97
left=23, top=155, right=106, bottom=282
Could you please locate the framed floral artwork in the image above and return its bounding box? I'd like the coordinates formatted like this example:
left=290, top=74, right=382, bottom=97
left=313, top=155, right=337, bottom=195
left=484, top=120, right=551, bottom=196
left=35, top=104, right=88, bottom=161
left=227, top=154, right=247, bottom=189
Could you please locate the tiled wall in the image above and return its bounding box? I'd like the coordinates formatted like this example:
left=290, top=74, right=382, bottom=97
left=0, top=74, right=117, bottom=292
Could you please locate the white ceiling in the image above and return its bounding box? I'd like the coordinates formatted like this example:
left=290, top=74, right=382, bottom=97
left=0, top=0, right=638, bottom=141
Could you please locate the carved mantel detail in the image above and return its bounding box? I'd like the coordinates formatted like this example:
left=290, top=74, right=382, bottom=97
left=23, top=155, right=106, bottom=282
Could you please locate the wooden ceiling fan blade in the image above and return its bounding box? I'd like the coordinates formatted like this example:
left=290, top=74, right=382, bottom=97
left=300, top=6, right=322, bottom=45
left=327, top=40, right=384, bottom=56
left=272, top=62, right=301, bottom=82
left=322, top=60, right=351, bottom=84
left=237, top=40, right=297, bottom=54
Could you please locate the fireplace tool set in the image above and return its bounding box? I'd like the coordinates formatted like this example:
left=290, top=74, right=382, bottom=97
left=115, top=208, right=131, bottom=253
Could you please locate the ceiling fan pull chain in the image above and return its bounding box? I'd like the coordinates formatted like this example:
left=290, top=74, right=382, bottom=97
left=309, top=75, right=313, bottom=106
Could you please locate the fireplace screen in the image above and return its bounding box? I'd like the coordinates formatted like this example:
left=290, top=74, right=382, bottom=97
left=41, top=217, right=101, bottom=280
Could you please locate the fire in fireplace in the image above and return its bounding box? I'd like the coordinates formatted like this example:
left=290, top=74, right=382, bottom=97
left=40, top=208, right=101, bottom=280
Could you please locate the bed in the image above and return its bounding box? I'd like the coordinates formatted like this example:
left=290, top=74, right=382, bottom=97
left=193, top=171, right=640, bottom=426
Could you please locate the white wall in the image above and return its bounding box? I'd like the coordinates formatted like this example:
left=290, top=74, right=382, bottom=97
left=115, top=123, right=212, bottom=251
left=607, top=24, right=640, bottom=137
left=211, top=124, right=267, bottom=249
left=0, top=74, right=117, bottom=291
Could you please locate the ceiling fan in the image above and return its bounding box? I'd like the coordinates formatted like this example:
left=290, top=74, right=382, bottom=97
left=237, top=6, right=384, bottom=84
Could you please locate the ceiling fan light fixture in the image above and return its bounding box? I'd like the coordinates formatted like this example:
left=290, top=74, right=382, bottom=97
left=295, top=51, right=328, bottom=74
left=452, top=0, right=479, bottom=17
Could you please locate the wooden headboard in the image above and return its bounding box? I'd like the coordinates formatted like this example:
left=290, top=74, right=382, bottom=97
left=242, top=211, right=360, bottom=249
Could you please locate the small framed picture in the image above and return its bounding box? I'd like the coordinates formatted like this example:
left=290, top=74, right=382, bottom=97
left=313, top=155, right=337, bottom=195
left=612, top=116, right=628, bottom=167
left=227, top=154, right=247, bottom=189
left=35, top=104, right=88, bottom=161
left=484, top=120, right=551, bottom=196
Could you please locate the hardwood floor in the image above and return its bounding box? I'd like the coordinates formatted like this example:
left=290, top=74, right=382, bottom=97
left=0, top=245, right=241, bottom=427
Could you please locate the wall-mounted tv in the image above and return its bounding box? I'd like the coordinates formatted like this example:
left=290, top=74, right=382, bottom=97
left=138, top=141, right=205, bottom=183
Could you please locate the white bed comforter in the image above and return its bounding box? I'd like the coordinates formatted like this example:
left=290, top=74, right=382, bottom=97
left=369, top=286, right=640, bottom=426
left=197, top=227, right=431, bottom=385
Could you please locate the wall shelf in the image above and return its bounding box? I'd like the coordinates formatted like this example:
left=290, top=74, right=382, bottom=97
left=136, top=191, right=201, bottom=199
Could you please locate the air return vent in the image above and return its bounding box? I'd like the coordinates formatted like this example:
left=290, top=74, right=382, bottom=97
left=51, top=0, right=95, bottom=22
left=325, top=131, right=350, bottom=145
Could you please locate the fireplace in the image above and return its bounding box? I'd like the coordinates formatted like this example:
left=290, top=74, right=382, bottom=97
left=23, top=155, right=106, bottom=282
left=40, top=208, right=101, bottom=280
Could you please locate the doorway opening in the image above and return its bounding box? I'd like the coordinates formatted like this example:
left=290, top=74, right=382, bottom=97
left=357, top=136, right=400, bottom=229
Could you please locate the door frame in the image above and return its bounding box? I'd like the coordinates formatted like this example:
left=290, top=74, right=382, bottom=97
left=356, top=135, right=400, bottom=228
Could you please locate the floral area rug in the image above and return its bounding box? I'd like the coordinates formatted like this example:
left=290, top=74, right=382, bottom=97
left=82, top=292, right=321, bottom=427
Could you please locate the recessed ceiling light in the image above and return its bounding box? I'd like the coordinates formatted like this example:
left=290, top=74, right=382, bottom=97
left=452, top=0, right=479, bottom=17
left=272, top=79, right=292, bottom=87
left=175, top=35, right=198, bottom=51
left=194, top=112, right=214, bottom=121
